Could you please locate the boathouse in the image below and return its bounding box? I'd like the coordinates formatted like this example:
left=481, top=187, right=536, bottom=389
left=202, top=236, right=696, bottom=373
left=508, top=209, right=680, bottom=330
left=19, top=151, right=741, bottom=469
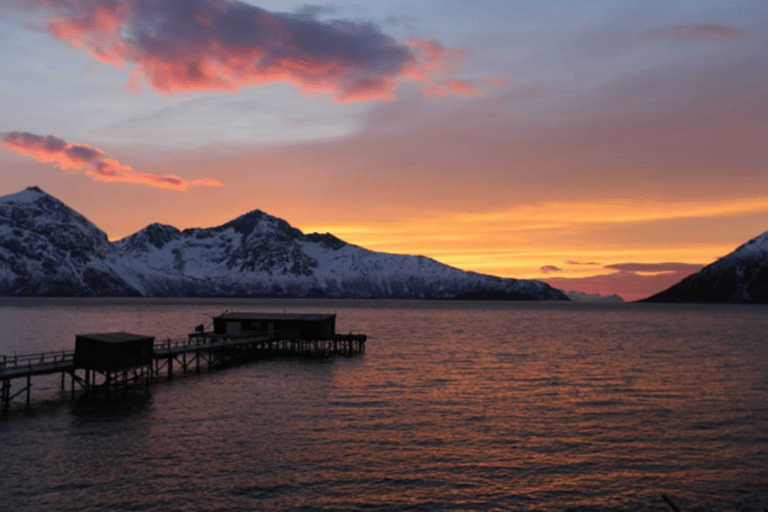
left=73, top=332, right=155, bottom=371
left=212, top=312, right=336, bottom=339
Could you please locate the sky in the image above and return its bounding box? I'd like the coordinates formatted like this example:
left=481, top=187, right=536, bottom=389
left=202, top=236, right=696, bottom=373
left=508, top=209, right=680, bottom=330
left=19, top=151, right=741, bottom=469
left=1, top=0, right=766, bottom=301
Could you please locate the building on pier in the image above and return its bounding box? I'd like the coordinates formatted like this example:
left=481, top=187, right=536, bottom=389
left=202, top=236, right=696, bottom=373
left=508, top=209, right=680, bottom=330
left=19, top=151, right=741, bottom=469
left=73, top=332, right=155, bottom=371
left=212, top=312, right=336, bottom=339
left=71, top=332, right=155, bottom=400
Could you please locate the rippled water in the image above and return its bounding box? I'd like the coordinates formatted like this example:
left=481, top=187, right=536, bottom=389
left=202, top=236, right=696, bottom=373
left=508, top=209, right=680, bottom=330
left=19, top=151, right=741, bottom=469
left=1, top=298, right=767, bottom=511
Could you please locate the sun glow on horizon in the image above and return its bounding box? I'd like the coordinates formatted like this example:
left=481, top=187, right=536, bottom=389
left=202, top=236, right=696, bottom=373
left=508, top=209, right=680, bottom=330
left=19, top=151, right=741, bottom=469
left=298, top=196, right=768, bottom=280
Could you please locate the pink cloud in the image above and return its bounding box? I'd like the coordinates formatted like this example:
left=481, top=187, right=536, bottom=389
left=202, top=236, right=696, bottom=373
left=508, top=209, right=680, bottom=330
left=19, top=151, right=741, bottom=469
left=446, top=79, right=483, bottom=97
left=641, top=23, right=749, bottom=43
left=484, top=77, right=506, bottom=89
left=408, top=38, right=455, bottom=69
left=540, top=265, right=562, bottom=274
left=23, top=0, right=477, bottom=102
left=1, top=131, right=222, bottom=191
left=423, top=79, right=483, bottom=99
left=0, top=132, right=103, bottom=170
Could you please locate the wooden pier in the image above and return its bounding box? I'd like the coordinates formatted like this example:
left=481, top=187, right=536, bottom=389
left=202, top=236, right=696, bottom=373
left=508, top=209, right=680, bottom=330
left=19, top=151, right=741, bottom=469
left=1, top=330, right=366, bottom=412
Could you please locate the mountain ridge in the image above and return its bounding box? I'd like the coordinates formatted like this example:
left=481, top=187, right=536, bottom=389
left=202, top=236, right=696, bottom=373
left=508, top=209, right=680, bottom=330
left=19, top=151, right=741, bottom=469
left=0, top=186, right=569, bottom=300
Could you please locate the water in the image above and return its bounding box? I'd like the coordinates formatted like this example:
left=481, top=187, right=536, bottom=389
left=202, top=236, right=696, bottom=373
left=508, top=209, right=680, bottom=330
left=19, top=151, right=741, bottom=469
left=1, top=298, right=767, bottom=511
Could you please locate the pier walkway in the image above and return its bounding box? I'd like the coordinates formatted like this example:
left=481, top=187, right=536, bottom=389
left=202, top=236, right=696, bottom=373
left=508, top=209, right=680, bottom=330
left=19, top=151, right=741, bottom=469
left=1, top=331, right=366, bottom=411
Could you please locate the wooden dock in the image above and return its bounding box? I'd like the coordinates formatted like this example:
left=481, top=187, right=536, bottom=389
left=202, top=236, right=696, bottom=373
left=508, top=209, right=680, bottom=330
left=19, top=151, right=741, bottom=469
left=1, top=331, right=366, bottom=411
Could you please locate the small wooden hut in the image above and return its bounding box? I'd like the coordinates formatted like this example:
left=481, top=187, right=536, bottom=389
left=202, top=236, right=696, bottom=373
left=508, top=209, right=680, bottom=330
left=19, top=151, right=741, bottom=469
left=212, top=312, right=336, bottom=339
left=73, top=332, right=155, bottom=371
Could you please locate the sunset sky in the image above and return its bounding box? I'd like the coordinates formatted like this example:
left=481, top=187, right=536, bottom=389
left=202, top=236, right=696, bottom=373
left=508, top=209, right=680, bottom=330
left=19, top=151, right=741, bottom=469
left=1, top=0, right=766, bottom=301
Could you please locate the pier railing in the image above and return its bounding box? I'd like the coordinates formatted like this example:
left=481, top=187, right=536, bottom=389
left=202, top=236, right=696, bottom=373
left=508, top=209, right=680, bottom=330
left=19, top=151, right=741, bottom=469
left=0, top=334, right=251, bottom=368
left=1, top=349, right=75, bottom=372
left=155, top=336, right=202, bottom=350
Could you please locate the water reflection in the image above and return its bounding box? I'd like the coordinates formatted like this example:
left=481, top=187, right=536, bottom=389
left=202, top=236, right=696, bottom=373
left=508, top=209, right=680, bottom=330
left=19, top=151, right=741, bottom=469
left=0, top=299, right=767, bottom=511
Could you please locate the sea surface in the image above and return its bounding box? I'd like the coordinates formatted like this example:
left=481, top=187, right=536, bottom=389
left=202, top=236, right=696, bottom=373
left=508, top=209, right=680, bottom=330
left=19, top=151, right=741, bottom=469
left=0, top=298, right=767, bottom=511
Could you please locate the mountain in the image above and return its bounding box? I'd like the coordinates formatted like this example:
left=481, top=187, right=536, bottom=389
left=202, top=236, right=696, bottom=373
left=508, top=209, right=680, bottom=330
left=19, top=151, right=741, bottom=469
left=0, top=187, right=141, bottom=296
left=0, top=187, right=568, bottom=300
left=641, top=230, right=768, bottom=303
left=564, top=290, right=624, bottom=303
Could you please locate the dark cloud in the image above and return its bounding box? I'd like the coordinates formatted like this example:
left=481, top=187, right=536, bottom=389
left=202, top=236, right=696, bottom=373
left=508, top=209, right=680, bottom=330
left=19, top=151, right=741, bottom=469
left=64, top=143, right=105, bottom=163
left=24, top=0, right=455, bottom=102
left=540, top=265, right=561, bottom=274
left=566, top=260, right=600, bottom=266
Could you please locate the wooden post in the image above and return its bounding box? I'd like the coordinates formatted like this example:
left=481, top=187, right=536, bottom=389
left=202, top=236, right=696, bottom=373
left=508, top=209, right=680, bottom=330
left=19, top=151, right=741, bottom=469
left=2, top=379, right=9, bottom=412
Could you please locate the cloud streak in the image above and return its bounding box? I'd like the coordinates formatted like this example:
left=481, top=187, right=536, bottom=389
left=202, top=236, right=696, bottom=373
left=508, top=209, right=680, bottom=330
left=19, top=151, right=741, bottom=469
left=24, top=0, right=471, bottom=102
left=604, top=262, right=705, bottom=274
left=640, top=23, right=750, bottom=43
left=1, top=131, right=222, bottom=190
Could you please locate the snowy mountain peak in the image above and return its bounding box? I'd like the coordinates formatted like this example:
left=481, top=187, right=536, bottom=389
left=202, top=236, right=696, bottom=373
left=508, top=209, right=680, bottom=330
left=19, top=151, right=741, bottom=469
left=219, top=209, right=303, bottom=240
left=0, top=185, right=108, bottom=247
left=1, top=186, right=51, bottom=205
left=118, top=223, right=181, bottom=251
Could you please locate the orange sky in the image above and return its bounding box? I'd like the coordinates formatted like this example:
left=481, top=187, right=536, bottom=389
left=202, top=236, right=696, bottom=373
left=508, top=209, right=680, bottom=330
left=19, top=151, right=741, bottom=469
left=1, top=0, right=767, bottom=301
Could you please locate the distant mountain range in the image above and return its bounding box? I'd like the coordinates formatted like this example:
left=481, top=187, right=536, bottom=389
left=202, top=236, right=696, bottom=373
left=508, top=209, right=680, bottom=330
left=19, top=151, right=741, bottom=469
left=0, top=187, right=568, bottom=300
left=640, top=230, right=768, bottom=304
left=564, top=291, right=624, bottom=303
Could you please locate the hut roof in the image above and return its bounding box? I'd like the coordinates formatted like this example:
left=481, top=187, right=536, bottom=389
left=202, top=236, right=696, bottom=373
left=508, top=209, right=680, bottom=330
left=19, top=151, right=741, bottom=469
left=213, top=312, right=335, bottom=322
left=76, top=332, right=154, bottom=343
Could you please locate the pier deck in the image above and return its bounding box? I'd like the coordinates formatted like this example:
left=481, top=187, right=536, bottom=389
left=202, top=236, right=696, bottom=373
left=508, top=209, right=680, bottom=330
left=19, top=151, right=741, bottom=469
left=1, top=331, right=366, bottom=411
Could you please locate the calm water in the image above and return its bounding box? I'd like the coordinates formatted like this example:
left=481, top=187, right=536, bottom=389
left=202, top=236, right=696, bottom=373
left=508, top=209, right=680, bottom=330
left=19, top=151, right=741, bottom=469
left=1, top=298, right=767, bottom=511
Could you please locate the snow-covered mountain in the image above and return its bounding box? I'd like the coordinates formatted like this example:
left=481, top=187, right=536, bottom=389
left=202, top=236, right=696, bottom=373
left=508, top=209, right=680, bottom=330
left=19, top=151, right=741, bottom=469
left=0, top=187, right=568, bottom=300
left=642, top=230, right=768, bottom=303
left=0, top=187, right=141, bottom=295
